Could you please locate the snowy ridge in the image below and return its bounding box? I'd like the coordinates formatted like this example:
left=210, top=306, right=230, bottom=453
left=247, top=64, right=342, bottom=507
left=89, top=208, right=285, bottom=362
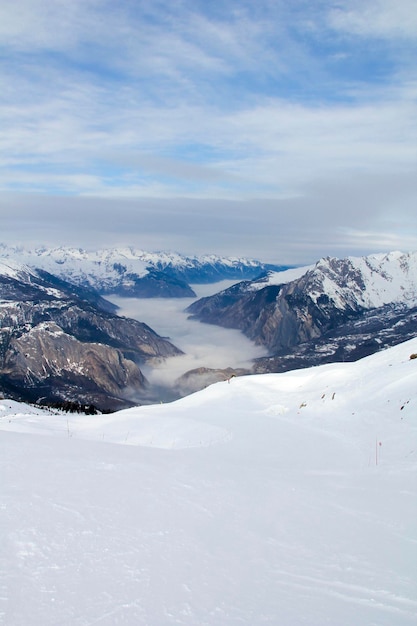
left=0, top=258, right=39, bottom=282
left=0, top=259, right=71, bottom=302
left=0, top=258, right=110, bottom=304
left=1, top=339, right=416, bottom=625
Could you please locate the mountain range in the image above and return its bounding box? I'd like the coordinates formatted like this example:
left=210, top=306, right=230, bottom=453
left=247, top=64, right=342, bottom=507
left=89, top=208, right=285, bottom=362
left=0, top=244, right=287, bottom=297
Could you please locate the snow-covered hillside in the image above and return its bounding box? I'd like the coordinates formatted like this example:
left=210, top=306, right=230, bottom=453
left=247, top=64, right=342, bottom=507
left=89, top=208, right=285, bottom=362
left=1, top=339, right=416, bottom=625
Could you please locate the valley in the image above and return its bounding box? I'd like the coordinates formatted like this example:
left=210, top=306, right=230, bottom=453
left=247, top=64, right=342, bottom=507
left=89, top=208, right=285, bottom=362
left=109, top=281, right=268, bottom=397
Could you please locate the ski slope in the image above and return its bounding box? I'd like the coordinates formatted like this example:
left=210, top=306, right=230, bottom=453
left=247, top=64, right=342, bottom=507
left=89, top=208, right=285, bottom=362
left=1, top=339, right=416, bottom=625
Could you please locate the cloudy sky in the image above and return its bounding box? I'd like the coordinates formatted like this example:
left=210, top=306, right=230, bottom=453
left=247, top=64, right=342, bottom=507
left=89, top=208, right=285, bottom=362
left=1, top=0, right=416, bottom=263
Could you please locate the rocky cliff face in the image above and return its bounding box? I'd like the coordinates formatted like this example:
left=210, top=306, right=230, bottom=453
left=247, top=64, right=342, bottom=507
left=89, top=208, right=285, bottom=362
left=0, top=260, right=182, bottom=410
left=187, top=252, right=417, bottom=362
left=1, top=322, right=146, bottom=411
left=252, top=303, right=417, bottom=374
left=187, top=280, right=348, bottom=353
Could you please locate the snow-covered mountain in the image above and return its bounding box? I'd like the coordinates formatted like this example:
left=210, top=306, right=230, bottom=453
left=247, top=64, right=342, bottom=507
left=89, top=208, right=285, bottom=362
left=0, top=244, right=287, bottom=297
left=281, top=252, right=417, bottom=309
left=0, top=259, right=181, bottom=410
left=1, top=339, right=416, bottom=625
left=188, top=251, right=417, bottom=364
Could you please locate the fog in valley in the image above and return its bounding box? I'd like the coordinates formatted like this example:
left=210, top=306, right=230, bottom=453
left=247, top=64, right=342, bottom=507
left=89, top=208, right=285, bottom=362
left=109, top=281, right=267, bottom=400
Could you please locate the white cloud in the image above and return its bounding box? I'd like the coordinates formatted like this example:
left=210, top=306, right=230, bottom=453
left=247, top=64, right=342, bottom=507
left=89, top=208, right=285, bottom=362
left=1, top=86, right=415, bottom=199
left=328, top=0, right=417, bottom=39
left=0, top=0, right=95, bottom=50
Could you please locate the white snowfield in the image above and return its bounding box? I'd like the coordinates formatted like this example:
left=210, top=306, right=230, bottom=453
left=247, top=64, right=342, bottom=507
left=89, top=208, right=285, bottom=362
left=1, top=338, right=417, bottom=625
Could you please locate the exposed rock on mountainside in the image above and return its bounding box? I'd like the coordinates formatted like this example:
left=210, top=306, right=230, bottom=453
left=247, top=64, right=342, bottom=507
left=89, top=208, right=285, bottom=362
left=1, top=322, right=146, bottom=411
left=187, top=252, right=417, bottom=366
left=0, top=260, right=182, bottom=410
left=0, top=244, right=288, bottom=297
left=253, top=303, right=417, bottom=373
left=176, top=366, right=249, bottom=396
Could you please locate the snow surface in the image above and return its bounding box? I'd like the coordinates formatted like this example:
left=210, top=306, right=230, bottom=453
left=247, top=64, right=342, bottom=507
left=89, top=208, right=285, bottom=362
left=245, top=264, right=314, bottom=290
left=1, top=339, right=417, bottom=625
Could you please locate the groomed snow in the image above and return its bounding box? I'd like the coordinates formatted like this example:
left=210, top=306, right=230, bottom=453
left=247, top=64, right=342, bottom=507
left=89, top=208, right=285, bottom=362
left=1, top=339, right=417, bottom=625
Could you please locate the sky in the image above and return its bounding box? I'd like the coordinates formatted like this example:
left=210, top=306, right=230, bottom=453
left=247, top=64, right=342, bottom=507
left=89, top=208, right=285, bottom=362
left=1, top=0, right=416, bottom=264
